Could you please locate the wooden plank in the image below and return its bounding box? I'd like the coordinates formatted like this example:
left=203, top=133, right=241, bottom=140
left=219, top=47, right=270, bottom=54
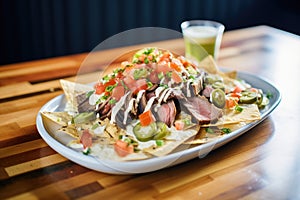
left=4, top=154, right=67, bottom=177
left=5, top=171, right=108, bottom=199
left=0, top=139, right=48, bottom=159
left=0, top=72, right=99, bottom=100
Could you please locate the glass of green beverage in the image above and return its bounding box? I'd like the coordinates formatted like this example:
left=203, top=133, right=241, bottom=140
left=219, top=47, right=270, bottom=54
left=181, top=20, right=225, bottom=63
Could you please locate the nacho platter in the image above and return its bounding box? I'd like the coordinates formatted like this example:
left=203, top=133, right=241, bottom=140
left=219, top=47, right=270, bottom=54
left=36, top=48, right=281, bottom=174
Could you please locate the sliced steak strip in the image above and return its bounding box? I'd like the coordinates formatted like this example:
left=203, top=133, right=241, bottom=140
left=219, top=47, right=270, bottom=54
left=156, top=100, right=177, bottom=127
left=138, top=92, right=147, bottom=115
left=76, top=93, right=96, bottom=113
left=182, top=96, right=222, bottom=124
left=201, top=85, right=214, bottom=98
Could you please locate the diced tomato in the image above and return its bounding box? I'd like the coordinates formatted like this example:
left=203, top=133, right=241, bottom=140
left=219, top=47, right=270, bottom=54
left=114, top=140, right=134, bottom=157
left=160, top=52, right=171, bottom=62
left=94, top=82, right=105, bottom=94
left=177, top=56, right=196, bottom=69
left=138, top=54, right=146, bottom=62
left=124, top=65, right=134, bottom=74
left=175, top=120, right=185, bottom=130
left=171, top=71, right=182, bottom=83
left=230, top=92, right=242, bottom=98
left=226, top=98, right=237, bottom=108
left=232, top=86, right=242, bottom=93
left=170, top=62, right=181, bottom=72
left=80, top=129, right=92, bottom=148
left=139, top=110, right=155, bottom=126
left=95, top=78, right=117, bottom=95
left=177, top=56, right=189, bottom=67
left=115, top=71, right=124, bottom=79
left=133, top=79, right=148, bottom=94
left=147, top=55, right=153, bottom=61
left=111, top=85, right=125, bottom=101
left=106, top=79, right=117, bottom=86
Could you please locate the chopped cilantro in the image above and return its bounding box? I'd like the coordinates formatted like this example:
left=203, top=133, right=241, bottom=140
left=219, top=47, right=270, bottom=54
left=109, top=99, right=117, bottom=105
left=159, top=83, right=168, bottom=88
left=102, top=75, right=110, bottom=81
left=100, top=95, right=109, bottom=101
left=205, top=127, right=214, bottom=134
left=133, top=68, right=148, bottom=80
left=83, top=148, right=91, bottom=155
left=147, top=81, right=153, bottom=88
left=105, top=85, right=116, bottom=92
left=92, top=123, right=99, bottom=130
left=144, top=57, right=149, bottom=64
left=166, top=71, right=173, bottom=78
left=266, top=91, right=273, bottom=99
left=156, top=140, right=164, bottom=146
left=143, top=48, right=153, bottom=55
left=86, top=90, right=94, bottom=98
left=235, top=105, right=243, bottom=112
left=123, top=137, right=131, bottom=144
left=113, top=68, right=124, bottom=74
left=221, top=128, right=231, bottom=134
left=158, top=72, right=164, bottom=79
left=183, top=118, right=191, bottom=125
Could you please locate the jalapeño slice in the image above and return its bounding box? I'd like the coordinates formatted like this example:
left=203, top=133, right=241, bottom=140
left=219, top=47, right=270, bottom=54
left=239, top=91, right=257, bottom=104
left=153, top=122, right=170, bottom=140
left=212, top=81, right=225, bottom=91
left=73, top=112, right=96, bottom=124
left=133, top=122, right=156, bottom=142
left=211, top=88, right=226, bottom=108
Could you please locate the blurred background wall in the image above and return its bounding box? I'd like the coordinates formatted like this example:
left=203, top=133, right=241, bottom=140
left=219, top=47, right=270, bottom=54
left=1, top=0, right=300, bottom=65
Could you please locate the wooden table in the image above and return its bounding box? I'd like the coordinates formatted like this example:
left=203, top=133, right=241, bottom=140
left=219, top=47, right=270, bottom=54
left=1, top=25, right=299, bottom=199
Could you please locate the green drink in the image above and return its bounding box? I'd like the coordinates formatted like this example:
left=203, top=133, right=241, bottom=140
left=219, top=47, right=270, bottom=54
left=181, top=20, right=224, bottom=63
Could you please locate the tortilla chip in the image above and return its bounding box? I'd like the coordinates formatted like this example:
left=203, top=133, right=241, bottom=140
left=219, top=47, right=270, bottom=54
left=59, top=125, right=79, bottom=139
left=198, top=55, right=219, bottom=74
left=41, top=111, right=72, bottom=126
left=222, top=70, right=237, bottom=79
left=143, top=127, right=200, bottom=157
left=60, top=79, right=93, bottom=112
left=185, top=122, right=247, bottom=145
left=202, top=104, right=261, bottom=127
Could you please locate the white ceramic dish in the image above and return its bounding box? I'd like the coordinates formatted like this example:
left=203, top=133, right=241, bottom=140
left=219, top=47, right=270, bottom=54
left=36, top=72, right=281, bottom=174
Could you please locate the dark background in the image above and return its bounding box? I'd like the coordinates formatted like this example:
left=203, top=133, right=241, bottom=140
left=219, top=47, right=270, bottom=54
left=1, top=0, right=300, bottom=65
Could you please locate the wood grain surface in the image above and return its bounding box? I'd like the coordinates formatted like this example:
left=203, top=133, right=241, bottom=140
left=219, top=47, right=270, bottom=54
left=1, top=25, right=300, bottom=199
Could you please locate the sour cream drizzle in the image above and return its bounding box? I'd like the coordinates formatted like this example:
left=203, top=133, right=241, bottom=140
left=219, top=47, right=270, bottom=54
left=186, top=79, right=194, bottom=97
left=135, top=90, right=146, bottom=107
left=144, top=87, right=165, bottom=112
left=122, top=90, right=146, bottom=124
left=89, top=93, right=102, bottom=105
left=110, top=91, right=131, bottom=124
left=123, top=98, right=135, bottom=124
left=157, top=88, right=172, bottom=105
